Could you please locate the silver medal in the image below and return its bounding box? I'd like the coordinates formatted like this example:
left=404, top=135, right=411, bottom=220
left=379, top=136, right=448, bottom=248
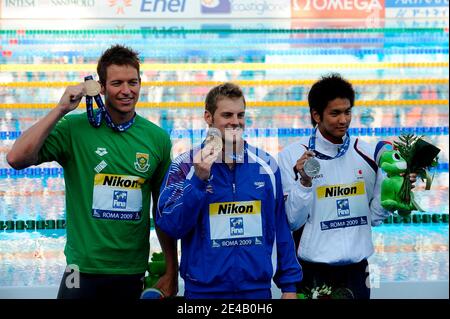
left=303, top=157, right=321, bottom=178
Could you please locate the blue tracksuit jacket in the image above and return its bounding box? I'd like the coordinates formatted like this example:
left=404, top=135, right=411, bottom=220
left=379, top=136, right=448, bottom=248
left=157, top=142, right=302, bottom=294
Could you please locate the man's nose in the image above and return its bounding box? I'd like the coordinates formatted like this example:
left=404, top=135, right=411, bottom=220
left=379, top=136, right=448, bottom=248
left=338, top=114, right=348, bottom=123
left=120, top=83, right=131, bottom=94
left=229, top=115, right=240, bottom=125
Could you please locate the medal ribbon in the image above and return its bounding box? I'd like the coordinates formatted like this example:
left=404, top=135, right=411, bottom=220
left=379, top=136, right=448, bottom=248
left=308, top=127, right=350, bottom=160
left=293, top=127, right=350, bottom=181
left=84, top=75, right=135, bottom=132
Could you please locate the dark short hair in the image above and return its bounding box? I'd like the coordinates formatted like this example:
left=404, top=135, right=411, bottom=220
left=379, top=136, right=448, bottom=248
left=97, top=45, right=141, bottom=86
left=205, top=82, right=246, bottom=115
left=308, top=73, right=355, bottom=126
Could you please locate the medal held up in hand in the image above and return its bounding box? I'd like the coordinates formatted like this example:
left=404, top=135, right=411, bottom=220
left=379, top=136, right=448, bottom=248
left=294, top=127, right=350, bottom=180
left=84, top=75, right=135, bottom=132
left=205, top=128, right=223, bottom=154
left=84, top=79, right=101, bottom=97
left=303, top=157, right=321, bottom=178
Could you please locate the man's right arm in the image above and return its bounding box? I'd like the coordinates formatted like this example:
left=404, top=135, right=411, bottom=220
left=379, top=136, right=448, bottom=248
left=157, top=144, right=220, bottom=238
left=156, top=157, right=207, bottom=239
left=278, top=148, right=314, bottom=231
left=7, top=84, right=85, bottom=169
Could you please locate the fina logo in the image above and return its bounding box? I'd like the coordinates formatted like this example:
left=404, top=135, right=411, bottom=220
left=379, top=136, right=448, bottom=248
left=336, top=199, right=350, bottom=217
left=201, top=0, right=231, bottom=14
left=230, top=217, right=244, bottom=236
left=113, top=190, right=128, bottom=209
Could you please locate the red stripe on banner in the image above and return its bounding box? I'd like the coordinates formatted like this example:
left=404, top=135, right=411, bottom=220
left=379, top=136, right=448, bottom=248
left=291, top=0, right=386, bottom=20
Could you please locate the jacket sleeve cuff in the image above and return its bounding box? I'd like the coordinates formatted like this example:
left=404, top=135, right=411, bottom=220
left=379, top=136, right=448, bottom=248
left=297, top=182, right=313, bottom=192
left=188, top=173, right=208, bottom=191
left=279, top=283, right=297, bottom=293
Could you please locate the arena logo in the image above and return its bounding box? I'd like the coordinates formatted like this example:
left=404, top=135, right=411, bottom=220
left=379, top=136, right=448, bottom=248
left=201, top=0, right=231, bottom=14
left=291, top=0, right=385, bottom=19
left=4, top=0, right=35, bottom=7
left=232, top=0, right=290, bottom=16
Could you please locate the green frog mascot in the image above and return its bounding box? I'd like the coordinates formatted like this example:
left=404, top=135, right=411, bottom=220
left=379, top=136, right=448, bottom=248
left=375, top=137, right=440, bottom=217
left=376, top=144, right=417, bottom=216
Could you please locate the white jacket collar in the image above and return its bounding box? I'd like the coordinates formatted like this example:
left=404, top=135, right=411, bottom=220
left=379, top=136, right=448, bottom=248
left=315, top=127, right=348, bottom=157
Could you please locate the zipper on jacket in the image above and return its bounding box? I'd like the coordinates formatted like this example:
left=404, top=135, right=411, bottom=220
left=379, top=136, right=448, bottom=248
left=232, top=165, right=237, bottom=200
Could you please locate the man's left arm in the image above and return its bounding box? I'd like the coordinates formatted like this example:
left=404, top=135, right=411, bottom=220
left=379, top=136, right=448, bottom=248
left=272, top=171, right=302, bottom=297
left=370, top=167, right=390, bottom=226
left=149, top=135, right=178, bottom=297
left=370, top=167, right=418, bottom=226
left=152, top=190, right=178, bottom=297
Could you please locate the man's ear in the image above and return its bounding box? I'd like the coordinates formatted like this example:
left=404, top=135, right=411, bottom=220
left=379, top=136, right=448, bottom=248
left=100, top=82, right=105, bottom=95
left=311, top=109, right=321, bottom=125
left=204, top=110, right=213, bottom=126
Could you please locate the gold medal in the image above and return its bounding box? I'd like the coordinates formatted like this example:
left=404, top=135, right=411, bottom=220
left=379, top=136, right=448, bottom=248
left=85, top=80, right=101, bottom=97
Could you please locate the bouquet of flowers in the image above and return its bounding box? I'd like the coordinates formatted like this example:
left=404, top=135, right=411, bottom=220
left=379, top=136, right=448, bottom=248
left=393, top=134, right=440, bottom=207
left=297, top=284, right=354, bottom=299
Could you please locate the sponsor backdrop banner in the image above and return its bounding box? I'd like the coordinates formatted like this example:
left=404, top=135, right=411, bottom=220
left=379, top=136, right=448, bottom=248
left=0, top=0, right=290, bottom=19
left=384, top=0, right=449, bottom=18
left=0, top=0, right=448, bottom=19
left=201, top=0, right=291, bottom=18
left=385, top=0, right=448, bottom=8
left=291, top=0, right=386, bottom=20
left=1, top=0, right=195, bottom=18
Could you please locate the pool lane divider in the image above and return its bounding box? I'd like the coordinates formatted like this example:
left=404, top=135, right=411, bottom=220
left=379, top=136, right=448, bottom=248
left=384, top=213, right=449, bottom=224
left=1, top=214, right=448, bottom=231
left=1, top=126, right=449, bottom=141
left=0, top=28, right=447, bottom=35
left=3, top=78, right=448, bottom=88
left=1, top=62, right=448, bottom=72
left=0, top=219, right=65, bottom=231
left=1, top=99, right=447, bottom=109
left=0, top=218, right=155, bottom=231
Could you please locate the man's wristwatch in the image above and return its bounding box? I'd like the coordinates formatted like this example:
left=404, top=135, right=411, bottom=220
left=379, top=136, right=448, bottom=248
left=300, top=177, right=312, bottom=187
